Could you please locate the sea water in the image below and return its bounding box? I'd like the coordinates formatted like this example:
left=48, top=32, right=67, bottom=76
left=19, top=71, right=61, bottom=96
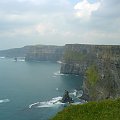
left=0, top=58, right=83, bottom=120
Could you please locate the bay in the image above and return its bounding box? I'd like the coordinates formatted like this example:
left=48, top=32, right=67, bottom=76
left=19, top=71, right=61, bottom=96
left=0, top=58, right=83, bottom=120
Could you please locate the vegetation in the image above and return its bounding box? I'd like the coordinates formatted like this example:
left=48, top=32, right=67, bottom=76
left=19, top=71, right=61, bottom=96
left=52, top=98, right=120, bottom=120
left=86, top=65, right=100, bottom=86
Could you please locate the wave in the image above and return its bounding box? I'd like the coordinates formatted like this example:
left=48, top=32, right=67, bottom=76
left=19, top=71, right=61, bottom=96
left=69, top=89, right=83, bottom=98
left=69, top=89, right=77, bottom=97
left=29, top=102, right=40, bottom=108
left=0, top=57, right=5, bottom=59
left=29, top=97, right=64, bottom=109
left=17, top=59, right=25, bottom=62
left=13, top=59, right=25, bottom=62
left=0, top=99, right=10, bottom=103
left=57, top=61, right=63, bottom=64
left=76, top=90, right=83, bottom=98
left=54, top=71, right=65, bottom=76
left=29, top=90, right=85, bottom=109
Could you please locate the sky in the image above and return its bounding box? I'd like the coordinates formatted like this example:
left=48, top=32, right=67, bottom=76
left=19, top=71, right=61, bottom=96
left=0, top=0, right=120, bottom=49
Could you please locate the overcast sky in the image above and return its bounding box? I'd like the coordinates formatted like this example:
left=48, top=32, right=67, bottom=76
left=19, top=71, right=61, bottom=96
left=0, top=0, right=120, bottom=49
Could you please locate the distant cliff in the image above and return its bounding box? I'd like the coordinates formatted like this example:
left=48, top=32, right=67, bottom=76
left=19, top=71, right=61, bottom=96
left=0, top=46, right=30, bottom=57
left=25, top=45, right=64, bottom=61
left=60, top=44, right=120, bottom=101
left=0, top=45, right=64, bottom=61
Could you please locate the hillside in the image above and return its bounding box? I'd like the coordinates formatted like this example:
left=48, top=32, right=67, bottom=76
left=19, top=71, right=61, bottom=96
left=52, top=98, right=120, bottom=120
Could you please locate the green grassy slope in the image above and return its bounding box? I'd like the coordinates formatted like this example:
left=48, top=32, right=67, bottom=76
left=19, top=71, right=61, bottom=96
left=52, top=98, right=120, bottom=120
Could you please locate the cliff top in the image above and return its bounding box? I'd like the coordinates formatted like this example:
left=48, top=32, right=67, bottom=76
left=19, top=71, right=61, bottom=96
left=52, top=98, right=120, bottom=120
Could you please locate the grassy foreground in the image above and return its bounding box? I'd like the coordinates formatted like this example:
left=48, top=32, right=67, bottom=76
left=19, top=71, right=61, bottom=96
left=51, top=98, right=120, bottom=120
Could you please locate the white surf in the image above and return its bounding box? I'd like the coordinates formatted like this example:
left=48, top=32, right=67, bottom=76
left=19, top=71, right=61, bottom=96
left=29, top=97, right=64, bottom=108
left=0, top=99, right=10, bottom=103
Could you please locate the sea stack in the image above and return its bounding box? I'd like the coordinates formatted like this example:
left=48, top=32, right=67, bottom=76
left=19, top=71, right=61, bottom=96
left=61, top=90, right=74, bottom=103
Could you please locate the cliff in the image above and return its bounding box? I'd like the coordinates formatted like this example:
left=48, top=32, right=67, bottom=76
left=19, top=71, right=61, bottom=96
left=0, top=46, right=31, bottom=57
left=60, top=44, right=120, bottom=101
left=0, top=45, right=64, bottom=61
left=60, top=44, right=96, bottom=75
left=25, top=45, right=64, bottom=61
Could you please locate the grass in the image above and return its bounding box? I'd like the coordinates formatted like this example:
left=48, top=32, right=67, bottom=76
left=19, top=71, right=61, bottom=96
left=51, top=98, right=120, bottom=120
left=86, top=65, right=100, bottom=86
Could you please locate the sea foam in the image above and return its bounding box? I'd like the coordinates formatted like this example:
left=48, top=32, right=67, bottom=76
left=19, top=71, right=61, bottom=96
left=29, top=97, right=64, bottom=108
left=28, top=90, right=85, bottom=109
left=0, top=57, right=5, bottom=59
left=0, top=99, right=10, bottom=103
left=54, top=71, right=65, bottom=76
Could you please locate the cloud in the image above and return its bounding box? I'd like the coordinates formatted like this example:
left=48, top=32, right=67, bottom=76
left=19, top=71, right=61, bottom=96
left=35, top=23, right=58, bottom=36
left=0, top=0, right=120, bottom=49
left=94, top=0, right=120, bottom=19
left=74, top=0, right=101, bottom=19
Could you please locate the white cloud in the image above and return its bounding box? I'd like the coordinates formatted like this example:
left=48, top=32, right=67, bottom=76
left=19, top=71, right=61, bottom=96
left=35, top=23, right=57, bottom=35
left=74, top=0, right=101, bottom=19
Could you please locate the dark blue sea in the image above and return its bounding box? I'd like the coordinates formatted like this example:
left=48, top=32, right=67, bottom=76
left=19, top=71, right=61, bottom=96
left=0, top=58, right=83, bottom=120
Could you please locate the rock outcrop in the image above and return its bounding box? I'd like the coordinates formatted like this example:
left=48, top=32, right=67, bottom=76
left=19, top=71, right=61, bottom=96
left=61, top=90, right=74, bottom=103
left=61, top=44, right=120, bottom=101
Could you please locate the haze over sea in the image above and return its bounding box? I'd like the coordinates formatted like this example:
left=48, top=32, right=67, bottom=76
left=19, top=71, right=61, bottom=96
left=0, top=58, right=83, bottom=120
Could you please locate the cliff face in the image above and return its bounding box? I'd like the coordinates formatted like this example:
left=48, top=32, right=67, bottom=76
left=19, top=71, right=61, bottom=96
left=61, top=44, right=120, bottom=101
left=25, top=45, right=64, bottom=61
left=60, top=44, right=96, bottom=75
left=0, top=45, right=64, bottom=61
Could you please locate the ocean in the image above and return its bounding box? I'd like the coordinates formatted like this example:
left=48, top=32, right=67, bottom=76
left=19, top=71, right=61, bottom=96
left=0, top=58, right=83, bottom=120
